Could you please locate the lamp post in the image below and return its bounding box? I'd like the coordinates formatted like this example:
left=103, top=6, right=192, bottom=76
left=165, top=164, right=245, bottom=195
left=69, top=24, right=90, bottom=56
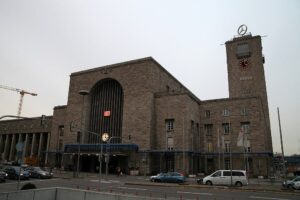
left=98, top=133, right=108, bottom=187
left=105, top=136, right=121, bottom=180
left=77, top=90, right=89, bottom=178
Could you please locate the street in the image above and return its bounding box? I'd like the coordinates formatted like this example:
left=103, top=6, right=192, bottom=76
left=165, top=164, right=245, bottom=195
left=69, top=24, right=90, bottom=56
left=0, top=174, right=299, bottom=200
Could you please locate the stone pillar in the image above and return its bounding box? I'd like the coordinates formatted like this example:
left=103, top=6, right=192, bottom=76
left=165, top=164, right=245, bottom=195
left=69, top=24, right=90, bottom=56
left=37, top=133, right=44, bottom=163
left=45, top=133, right=50, bottom=165
left=3, top=135, right=10, bottom=161
left=22, top=134, right=29, bottom=162
left=9, top=134, right=17, bottom=161
left=31, top=133, right=37, bottom=157
left=0, top=135, right=3, bottom=153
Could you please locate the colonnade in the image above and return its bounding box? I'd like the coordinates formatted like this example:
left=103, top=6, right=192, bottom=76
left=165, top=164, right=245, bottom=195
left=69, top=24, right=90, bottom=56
left=0, top=132, right=49, bottom=165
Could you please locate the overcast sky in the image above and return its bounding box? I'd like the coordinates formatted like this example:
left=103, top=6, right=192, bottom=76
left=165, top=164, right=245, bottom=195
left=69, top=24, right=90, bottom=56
left=0, top=0, right=299, bottom=155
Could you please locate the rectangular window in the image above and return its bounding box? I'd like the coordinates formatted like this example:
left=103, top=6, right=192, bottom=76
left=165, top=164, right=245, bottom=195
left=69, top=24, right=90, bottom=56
left=225, top=159, right=231, bottom=170
left=241, top=122, right=251, bottom=134
left=245, top=146, right=251, bottom=153
left=236, top=43, right=251, bottom=58
left=204, top=124, right=213, bottom=136
left=223, top=108, right=230, bottom=116
left=241, top=107, right=248, bottom=116
left=207, top=142, right=213, bottom=152
left=58, top=125, right=64, bottom=137
left=225, top=140, right=231, bottom=153
left=222, top=123, right=230, bottom=135
left=59, top=139, right=63, bottom=150
left=167, top=137, right=174, bottom=150
left=205, top=110, right=210, bottom=118
left=165, top=119, right=174, bottom=131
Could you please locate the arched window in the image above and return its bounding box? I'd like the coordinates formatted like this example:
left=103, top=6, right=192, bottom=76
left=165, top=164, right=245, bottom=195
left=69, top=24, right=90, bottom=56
left=89, top=79, right=123, bottom=143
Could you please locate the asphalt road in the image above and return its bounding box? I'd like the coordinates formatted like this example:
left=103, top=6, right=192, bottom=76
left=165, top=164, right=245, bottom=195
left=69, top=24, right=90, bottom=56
left=0, top=176, right=299, bottom=200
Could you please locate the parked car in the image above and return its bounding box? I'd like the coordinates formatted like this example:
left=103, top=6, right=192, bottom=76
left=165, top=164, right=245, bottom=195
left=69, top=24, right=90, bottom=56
left=150, top=172, right=185, bottom=183
left=202, top=170, right=248, bottom=187
left=0, top=170, right=8, bottom=182
left=292, top=181, right=300, bottom=190
left=3, top=166, right=30, bottom=180
left=282, top=176, right=300, bottom=189
left=24, top=167, right=53, bottom=179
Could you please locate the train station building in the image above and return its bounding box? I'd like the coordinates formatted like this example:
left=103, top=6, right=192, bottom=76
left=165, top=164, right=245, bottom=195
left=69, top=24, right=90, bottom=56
left=0, top=28, right=273, bottom=177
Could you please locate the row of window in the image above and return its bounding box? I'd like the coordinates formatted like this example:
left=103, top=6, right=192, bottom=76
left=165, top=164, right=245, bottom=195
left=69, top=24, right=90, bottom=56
left=205, top=107, right=249, bottom=118
left=205, top=122, right=250, bottom=135
left=207, top=141, right=251, bottom=153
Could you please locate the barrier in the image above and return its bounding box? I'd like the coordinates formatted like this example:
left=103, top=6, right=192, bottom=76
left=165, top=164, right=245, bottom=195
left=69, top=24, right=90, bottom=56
left=0, top=187, right=165, bottom=200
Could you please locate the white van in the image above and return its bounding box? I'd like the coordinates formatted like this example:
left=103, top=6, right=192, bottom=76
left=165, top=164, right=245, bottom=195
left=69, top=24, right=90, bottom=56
left=202, top=170, right=248, bottom=186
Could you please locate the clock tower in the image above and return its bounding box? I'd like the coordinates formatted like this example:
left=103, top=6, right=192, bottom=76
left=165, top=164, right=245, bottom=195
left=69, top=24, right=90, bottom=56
left=225, top=25, right=272, bottom=151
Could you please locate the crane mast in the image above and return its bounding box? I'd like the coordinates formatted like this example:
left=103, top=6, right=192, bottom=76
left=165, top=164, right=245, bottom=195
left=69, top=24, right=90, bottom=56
left=0, top=84, right=37, bottom=116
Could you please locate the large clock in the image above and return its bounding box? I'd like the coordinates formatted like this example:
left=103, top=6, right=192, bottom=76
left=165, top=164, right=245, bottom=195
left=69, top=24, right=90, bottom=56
left=239, top=58, right=249, bottom=70
left=102, top=133, right=109, bottom=142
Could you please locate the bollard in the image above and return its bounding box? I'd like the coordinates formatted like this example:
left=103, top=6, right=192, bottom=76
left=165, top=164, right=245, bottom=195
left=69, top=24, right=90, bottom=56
left=164, top=193, right=167, bottom=199
left=97, top=187, right=100, bottom=192
left=180, top=194, right=182, bottom=200
left=150, top=193, right=152, bottom=197
left=110, top=189, right=112, bottom=193
left=76, top=185, right=79, bottom=189
left=135, top=191, right=139, bottom=196
left=87, top=186, right=90, bottom=190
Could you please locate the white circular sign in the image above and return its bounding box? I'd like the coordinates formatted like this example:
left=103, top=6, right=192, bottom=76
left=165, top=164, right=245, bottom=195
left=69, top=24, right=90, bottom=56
left=237, top=24, right=247, bottom=36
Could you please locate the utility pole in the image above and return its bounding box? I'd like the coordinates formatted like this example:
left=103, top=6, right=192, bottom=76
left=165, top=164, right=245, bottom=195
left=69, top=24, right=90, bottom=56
left=277, top=107, right=286, bottom=181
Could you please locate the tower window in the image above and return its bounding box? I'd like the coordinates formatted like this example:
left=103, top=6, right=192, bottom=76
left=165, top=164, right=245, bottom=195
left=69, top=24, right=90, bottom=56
left=205, top=110, right=211, bottom=118
left=223, top=108, right=230, bottom=116
left=241, top=107, right=248, bottom=116
left=167, top=137, right=174, bottom=150
left=222, top=123, right=230, bottom=135
left=236, top=43, right=251, bottom=58
left=204, top=124, right=213, bottom=136
left=58, top=125, right=64, bottom=137
left=241, top=122, right=251, bottom=134
left=207, top=142, right=213, bottom=152
left=225, top=141, right=231, bottom=153
left=165, top=119, right=174, bottom=131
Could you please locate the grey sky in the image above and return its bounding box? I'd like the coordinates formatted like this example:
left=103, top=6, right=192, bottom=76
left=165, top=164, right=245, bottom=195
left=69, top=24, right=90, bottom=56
left=0, top=0, right=299, bottom=155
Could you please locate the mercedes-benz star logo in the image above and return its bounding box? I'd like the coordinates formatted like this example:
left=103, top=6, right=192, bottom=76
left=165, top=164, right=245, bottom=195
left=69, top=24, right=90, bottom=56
left=237, top=24, right=247, bottom=36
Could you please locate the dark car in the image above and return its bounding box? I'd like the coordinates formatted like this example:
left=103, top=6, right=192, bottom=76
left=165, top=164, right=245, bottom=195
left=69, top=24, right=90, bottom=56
left=25, top=167, right=53, bottom=179
left=0, top=171, right=8, bottom=182
left=3, top=166, right=30, bottom=180
left=282, top=176, right=300, bottom=189
left=150, top=172, right=185, bottom=183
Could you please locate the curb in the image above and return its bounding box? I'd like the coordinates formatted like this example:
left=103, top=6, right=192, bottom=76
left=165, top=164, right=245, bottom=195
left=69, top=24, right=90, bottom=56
left=125, top=181, right=300, bottom=195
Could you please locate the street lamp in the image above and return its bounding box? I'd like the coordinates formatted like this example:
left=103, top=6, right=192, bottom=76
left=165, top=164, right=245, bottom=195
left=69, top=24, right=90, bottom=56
left=105, top=136, right=122, bottom=180
left=77, top=90, right=89, bottom=178
left=98, top=133, right=109, bottom=188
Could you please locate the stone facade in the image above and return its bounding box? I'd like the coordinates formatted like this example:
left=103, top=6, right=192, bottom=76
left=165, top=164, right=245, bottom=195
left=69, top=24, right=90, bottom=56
left=0, top=32, right=273, bottom=177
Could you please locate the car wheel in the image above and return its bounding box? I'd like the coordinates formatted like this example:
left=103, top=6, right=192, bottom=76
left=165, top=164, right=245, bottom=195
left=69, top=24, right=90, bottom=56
left=235, top=181, right=243, bottom=187
left=205, top=181, right=212, bottom=185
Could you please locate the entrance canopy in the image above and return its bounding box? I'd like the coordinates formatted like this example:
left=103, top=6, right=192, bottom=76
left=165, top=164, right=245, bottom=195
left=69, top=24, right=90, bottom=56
left=64, top=143, right=139, bottom=154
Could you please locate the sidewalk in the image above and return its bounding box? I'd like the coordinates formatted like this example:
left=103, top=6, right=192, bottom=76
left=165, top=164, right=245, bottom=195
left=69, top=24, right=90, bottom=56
left=51, top=169, right=299, bottom=194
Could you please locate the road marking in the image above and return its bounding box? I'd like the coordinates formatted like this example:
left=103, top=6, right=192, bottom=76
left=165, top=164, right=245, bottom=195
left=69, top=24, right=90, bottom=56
left=90, top=179, right=120, bottom=183
left=177, top=191, right=212, bottom=196
left=118, top=187, right=147, bottom=191
left=250, top=196, right=290, bottom=200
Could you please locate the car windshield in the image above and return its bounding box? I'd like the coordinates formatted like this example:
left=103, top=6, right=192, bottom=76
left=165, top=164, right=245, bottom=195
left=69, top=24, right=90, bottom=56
left=33, top=167, right=43, bottom=171
left=11, top=166, right=25, bottom=172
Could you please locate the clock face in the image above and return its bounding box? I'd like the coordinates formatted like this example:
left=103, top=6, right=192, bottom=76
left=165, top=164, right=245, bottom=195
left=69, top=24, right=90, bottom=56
left=102, top=133, right=109, bottom=142
left=239, top=59, right=249, bottom=70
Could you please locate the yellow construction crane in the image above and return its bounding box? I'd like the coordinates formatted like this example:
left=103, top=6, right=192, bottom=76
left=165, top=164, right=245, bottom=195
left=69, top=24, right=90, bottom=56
left=0, top=84, right=37, bottom=116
